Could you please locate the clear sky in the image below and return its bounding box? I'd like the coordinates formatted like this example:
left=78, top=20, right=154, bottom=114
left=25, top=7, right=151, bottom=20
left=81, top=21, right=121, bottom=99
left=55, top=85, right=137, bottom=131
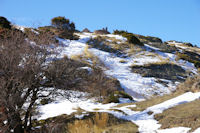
left=1, top=0, right=200, bottom=46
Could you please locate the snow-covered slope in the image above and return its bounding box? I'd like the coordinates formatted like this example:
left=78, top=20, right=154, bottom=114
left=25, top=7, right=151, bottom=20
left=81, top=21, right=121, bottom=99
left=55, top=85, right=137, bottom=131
left=36, top=32, right=200, bottom=133
left=39, top=90, right=200, bottom=133
left=54, top=32, right=197, bottom=99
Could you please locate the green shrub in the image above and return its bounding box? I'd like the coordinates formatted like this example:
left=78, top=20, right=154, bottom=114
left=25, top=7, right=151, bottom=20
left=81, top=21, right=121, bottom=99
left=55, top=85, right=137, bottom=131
left=40, top=98, right=53, bottom=105
left=50, top=16, right=76, bottom=39
left=0, top=16, right=11, bottom=29
left=51, top=16, right=75, bottom=31
left=113, top=30, right=143, bottom=46
left=104, top=93, right=119, bottom=103
left=114, top=91, right=133, bottom=100
left=104, top=91, right=133, bottom=103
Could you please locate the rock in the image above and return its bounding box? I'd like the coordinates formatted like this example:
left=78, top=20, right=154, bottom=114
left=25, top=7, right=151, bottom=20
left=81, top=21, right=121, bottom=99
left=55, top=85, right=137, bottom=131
left=94, top=27, right=110, bottom=35
left=82, top=28, right=91, bottom=33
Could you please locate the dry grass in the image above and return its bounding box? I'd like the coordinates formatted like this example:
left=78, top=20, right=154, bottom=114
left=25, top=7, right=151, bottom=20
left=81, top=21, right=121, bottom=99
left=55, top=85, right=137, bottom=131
left=119, top=59, right=127, bottom=63
left=176, top=74, right=200, bottom=93
left=131, top=60, right=172, bottom=68
left=70, top=45, right=104, bottom=67
left=127, top=45, right=144, bottom=56
left=67, top=112, right=138, bottom=133
left=133, top=51, right=171, bottom=65
left=154, top=99, right=200, bottom=132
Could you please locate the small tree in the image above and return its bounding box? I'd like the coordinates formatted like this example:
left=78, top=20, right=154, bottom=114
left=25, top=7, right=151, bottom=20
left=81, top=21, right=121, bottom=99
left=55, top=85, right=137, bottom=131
left=0, top=26, right=68, bottom=132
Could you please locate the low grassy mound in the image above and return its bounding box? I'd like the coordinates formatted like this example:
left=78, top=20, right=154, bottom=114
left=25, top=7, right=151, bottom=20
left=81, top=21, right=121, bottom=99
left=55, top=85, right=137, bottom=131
left=176, top=51, right=200, bottom=68
left=35, top=112, right=138, bottom=133
left=131, top=62, right=187, bottom=81
left=154, top=99, right=200, bottom=132
left=113, top=30, right=143, bottom=46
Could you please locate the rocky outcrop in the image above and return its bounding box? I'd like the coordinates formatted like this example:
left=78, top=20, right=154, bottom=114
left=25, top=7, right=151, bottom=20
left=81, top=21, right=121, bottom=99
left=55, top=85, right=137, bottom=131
left=94, top=27, right=110, bottom=35
left=82, top=28, right=91, bottom=33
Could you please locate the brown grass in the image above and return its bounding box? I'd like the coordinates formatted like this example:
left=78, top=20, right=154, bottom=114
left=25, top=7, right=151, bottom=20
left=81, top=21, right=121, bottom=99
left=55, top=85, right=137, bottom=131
left=176, top=74, right=200, bottom=93
left=154, top=99, right=200, bottom=132
left=70, top=45, right=105, bottom=67
left=67, top=112, right=139, bottom=133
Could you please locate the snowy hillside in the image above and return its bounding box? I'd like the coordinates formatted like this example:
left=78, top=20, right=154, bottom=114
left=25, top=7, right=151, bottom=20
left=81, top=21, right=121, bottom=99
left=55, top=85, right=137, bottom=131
left=54, top=32, right=197, bottom=99
left=1, top=16, right=200, bottom=133
left=36, top=32, right=200, bottom=133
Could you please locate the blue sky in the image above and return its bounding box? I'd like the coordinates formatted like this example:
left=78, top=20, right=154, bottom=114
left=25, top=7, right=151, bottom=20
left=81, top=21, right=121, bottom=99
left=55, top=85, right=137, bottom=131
left=1, top=0, right=200, bottom=46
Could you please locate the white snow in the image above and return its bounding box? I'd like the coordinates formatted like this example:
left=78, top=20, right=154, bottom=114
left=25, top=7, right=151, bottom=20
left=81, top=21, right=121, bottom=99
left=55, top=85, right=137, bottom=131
left=39, top=98, right=117, bottom=120
left=103, top=34, right=127, bottom=42
left=157, top=127, right=191, bottom=133
left=89, top=48, right=172, bottom=99
left=14, top=25, right=27, bottom=31
left=38, top=91, right=200, bottom=133
left=193, top=128, right=200, bottom=133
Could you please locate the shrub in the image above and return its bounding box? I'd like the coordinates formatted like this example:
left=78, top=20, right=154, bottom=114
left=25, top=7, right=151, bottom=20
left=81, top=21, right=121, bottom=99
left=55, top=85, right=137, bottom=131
left=115, top=91, right=133, bottom=100
left=51, top=16, right=75, bottom=31
left=104, top=91, right=133, bottom=103
left=40, top=98, right=53, bottom=105
left=0, top=16, right=11, bottom=29
left=113, top=30, right=143, bottom=46
left=50, top=16, right=77, bottom=40
left=104, top=93, right=120, bottom=103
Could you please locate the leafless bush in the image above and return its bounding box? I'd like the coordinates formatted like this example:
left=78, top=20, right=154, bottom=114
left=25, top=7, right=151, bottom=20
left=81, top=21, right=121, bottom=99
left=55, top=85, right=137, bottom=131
left=0, top=29, right=61, bottom=133
left=24, top=28, right=57, bottom=45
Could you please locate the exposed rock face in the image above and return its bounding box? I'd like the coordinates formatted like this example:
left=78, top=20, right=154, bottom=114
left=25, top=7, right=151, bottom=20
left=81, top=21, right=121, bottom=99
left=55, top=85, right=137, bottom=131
left=131, top=63, right=187, bottom=82
left=133, top=33, right=163, bottom=44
